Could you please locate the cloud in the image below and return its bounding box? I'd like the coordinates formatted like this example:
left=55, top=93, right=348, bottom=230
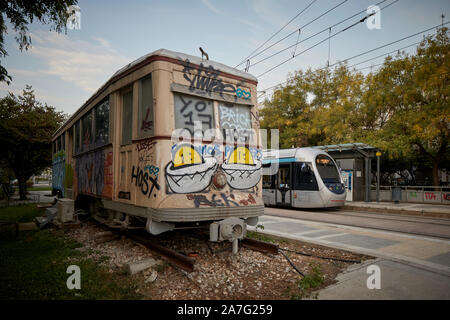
left=201, top=0, right=223, bottom=16
left=28, top=31, right=130, bottom=93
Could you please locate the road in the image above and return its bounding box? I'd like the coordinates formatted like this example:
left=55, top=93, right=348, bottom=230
left=265, top=206, right=450, bottom=239
left=252, top=206, right=450, bottom=299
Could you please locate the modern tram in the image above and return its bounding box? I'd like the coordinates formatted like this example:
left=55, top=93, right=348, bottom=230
left=51, top=49, right=263, bottom=245
left=262, top=148, right=346, bottom=208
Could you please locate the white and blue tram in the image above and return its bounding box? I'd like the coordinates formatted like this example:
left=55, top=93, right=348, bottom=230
left=262, top=148, right=346, bottom=208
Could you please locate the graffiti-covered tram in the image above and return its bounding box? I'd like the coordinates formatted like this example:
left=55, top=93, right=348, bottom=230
left=52, top=49, right=263, bottom=244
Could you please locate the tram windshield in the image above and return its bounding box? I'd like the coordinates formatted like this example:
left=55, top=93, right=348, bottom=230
left=315, top=155, right=341, bottom=184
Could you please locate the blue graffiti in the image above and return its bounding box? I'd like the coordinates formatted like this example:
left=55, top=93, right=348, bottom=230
left=235, top=88, right=251, bottom=100
left=76, top=149, right=105, bottom=196
left=144, top=165, right=160, bottom=178
left=52, top=154, right=65, bottom=196
left=170, top=143, right=262, bottom=162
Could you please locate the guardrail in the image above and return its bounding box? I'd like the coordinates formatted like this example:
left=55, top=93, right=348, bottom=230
left=370, top=186, right=450, bottom=204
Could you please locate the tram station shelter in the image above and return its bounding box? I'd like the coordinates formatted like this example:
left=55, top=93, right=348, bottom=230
left=312, top=143, right=379, bottom=202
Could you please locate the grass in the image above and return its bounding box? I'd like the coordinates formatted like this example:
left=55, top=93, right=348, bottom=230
left=0, top=204, right=45, bottom=222
left=27, top=186, right=52, bottom=191
left=287, top=263, right=325, bottom=300
left=0, top=204, right=142, bottom=300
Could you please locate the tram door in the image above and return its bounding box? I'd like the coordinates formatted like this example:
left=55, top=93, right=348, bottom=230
left=117, top=88, right=134, bottom=203
left=276, top=163, right=292, bottom=206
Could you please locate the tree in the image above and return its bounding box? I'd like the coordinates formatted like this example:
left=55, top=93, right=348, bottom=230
left=260, top=65, right=365, bottom=148
left=260, top=27, right=449, bottom=186
left=0, top=0, right=77, bottom=84
left=0, top=86, right=66, bottom=199
left=364, top=27, right=449, bottom=186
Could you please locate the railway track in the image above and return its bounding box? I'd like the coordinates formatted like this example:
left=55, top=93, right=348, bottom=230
left=127, top=232, right=279, bottom=273
left=90, top=216, right=279, bottom=272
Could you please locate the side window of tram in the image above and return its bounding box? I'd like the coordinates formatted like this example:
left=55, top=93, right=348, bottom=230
left=122, top=91, right=133, bottom=145
left=278, top=166, right=290, bottom=189
left=74, top=120, right=81, bottom=154
left=263, top=174, right=275, bottom=189
left=219, top=103, right=253, bottom=143
left=139, top=75, right=154, bottom=138
left=174, top=93, right=214, bottom=138
left=294, top=162, right=318, bottom=191
left=81, top=112, right=93, bottom=152
left=95, top=98, right=110, bottom=147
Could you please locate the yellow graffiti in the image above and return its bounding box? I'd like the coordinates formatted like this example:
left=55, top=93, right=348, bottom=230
left=173, top=146, right=202, bottom=167
left=227, top=147, right=254, bottom=165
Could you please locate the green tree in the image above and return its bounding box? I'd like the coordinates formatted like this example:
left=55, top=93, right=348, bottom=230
left=0, top=86, right=66, bottom=199
left=365, top=27, right=449, bottom=186
left=0, top=0, right=77, bottom=84
left=260, top=27, right=449, bottom=186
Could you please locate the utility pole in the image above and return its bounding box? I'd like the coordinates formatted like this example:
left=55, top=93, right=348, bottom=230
left=376, top=151, right=381, bottom=202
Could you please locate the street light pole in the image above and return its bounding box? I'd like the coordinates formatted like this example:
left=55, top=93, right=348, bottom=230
left=376, top=151, right=381, bottom=202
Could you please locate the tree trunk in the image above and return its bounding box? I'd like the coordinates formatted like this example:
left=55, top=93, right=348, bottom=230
left=18, top=176, right=27, bottom=200
left=432, top=160, right=440, bottom=189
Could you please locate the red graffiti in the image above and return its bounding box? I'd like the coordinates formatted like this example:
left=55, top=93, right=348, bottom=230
left=425, top=192, right=436, bottom=200
left=239, top=194, right=256, bottom=206
left=103, top=151, right=113, bottom=197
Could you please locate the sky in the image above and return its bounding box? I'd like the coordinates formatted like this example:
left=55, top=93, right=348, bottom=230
left=0, top=0, right=449, bottom=116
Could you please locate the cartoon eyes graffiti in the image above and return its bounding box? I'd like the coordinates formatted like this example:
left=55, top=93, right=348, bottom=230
left=165, top=144, right=261, bottom=193
left=165, top=144, right=217, bottom=194
left=221, top=146, right=262, bottom=190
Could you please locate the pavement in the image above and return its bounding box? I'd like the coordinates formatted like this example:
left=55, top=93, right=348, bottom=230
left=251, top=206, right=450, bottom=299
left=343, top=201, right=450, bottom=218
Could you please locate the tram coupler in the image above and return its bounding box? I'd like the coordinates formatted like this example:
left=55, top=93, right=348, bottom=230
left=209, top=217, right=246, bottom=254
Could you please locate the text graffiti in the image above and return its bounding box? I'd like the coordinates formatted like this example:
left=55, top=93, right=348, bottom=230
left=131, top=166, right=160, bottom=198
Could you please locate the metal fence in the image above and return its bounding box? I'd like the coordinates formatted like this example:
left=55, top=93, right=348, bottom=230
left=370, top=186, right=450, bottom=205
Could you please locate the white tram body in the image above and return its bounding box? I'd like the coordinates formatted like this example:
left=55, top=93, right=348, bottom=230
left=262, top=148, right=346, bottom=208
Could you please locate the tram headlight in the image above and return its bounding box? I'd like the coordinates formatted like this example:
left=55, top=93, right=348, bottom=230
left=212, top=171, right=227, bottom=189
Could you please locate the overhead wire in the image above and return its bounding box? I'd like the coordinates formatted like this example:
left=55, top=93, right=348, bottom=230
left=257, top=21, right=449, bottom=100
left=255, top=0, right=400, bottom=78
left=235, top=0, right=319, bottom=68
left=236, top=0, right=352, bottom=68
left=240, top=0, right=391, bottom=70
left=248, top=0, right=399, bottom=71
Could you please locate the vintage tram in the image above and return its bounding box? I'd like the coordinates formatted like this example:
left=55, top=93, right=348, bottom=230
left=51, top=49, right=263, bottom=245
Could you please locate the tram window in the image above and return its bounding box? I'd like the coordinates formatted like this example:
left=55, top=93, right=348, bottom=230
left=74, top=120, right=81, bottom=154
left=219, top=103, right=253, bottom=143
left=81, top=111, right=93, bottom=152
left=278, top=166, right=291, bottom=189
left=95, top=98, right=110, bottom=147
left=139, top=75, right=154, bottom=138
left=263, top=174, right=275, bottom=189
left=122, top=90, right=133, bottom=145
left=294, top=162, right=318, bottom=191
left=174, top=93, right=214, bottom=139
left=316, top=155, right=341, bottom=183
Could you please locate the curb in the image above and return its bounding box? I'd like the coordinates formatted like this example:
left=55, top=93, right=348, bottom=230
left=341, top=205, right=450, bottom=220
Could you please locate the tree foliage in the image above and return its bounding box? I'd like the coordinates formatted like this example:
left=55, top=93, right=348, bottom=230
left=260, top=27, right=449, bottom=185
left=0, top=0, right=77, bottom=84
left=0, top=86, right=66, bottom=199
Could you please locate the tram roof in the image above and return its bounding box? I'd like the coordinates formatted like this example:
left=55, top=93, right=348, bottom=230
left=113, top=48, right=258, bottom=83
left=53, top=48, right=257, bottom=137
left=311, top=143, right=377, bottom=152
